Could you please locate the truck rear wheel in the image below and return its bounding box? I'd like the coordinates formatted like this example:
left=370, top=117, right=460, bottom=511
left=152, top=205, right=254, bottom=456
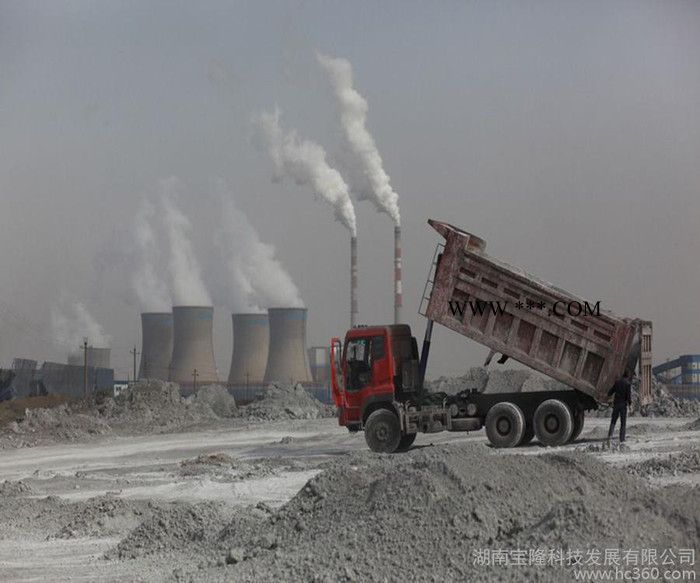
left=534, top=399, right=573, bottom=446
left=396, top=433, right=417, bottom=451
left=364, top=409, right=401, bottom=453
left=570, top=408, right=584, bottom=442
left=485, top=402, right=525, bottom=448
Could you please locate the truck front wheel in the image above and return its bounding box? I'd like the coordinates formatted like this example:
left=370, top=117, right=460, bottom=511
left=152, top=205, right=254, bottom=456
left=534, top=399, right=573, bottom=446
left=485, top=402, right=525, bottom=448
left=364, top=409, right=401, bottom=453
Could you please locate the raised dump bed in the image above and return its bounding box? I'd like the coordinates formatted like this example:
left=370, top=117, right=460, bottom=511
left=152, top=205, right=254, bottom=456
left=425, top=220, right=648, bottom=404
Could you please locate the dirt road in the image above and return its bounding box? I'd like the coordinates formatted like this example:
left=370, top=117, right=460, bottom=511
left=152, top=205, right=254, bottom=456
left=0, top=416, right=697, bottom=582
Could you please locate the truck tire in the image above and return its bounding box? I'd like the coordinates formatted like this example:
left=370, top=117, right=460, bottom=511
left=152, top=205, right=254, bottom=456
left=364, top=409, right=401, bottom=453
left=485, top=402, right=525, bottom=448
left=534, top=399, right=573, bottom=446
left=570, top=408, right=584, bottom=442
left=396, top=433, right=417, bottom=451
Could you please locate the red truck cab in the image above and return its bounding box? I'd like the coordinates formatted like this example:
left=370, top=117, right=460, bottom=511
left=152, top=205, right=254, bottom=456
left=331, top=325, right=418, bottom=431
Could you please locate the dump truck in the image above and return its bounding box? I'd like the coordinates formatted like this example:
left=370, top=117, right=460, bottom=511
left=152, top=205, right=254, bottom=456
left=330, top=219, right=653, bottom=452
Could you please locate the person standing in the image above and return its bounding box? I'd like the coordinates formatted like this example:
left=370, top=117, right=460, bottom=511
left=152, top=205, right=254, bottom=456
left=607, top=369, right=632, bottom=443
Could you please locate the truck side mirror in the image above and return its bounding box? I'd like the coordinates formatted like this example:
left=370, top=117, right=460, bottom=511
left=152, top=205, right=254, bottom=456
left=401, top=360, right=420, bottom=392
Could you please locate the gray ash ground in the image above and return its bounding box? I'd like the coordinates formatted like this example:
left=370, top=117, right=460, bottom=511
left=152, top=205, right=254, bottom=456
left=0, top=376, right=697, bottom=582
left=135, top=445, right=698, bottom=582
left=0, top=380, right=333, bottom=449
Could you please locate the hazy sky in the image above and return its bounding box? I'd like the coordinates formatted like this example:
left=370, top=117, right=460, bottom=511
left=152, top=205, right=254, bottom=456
left=1, top=0, right=698, bottom=379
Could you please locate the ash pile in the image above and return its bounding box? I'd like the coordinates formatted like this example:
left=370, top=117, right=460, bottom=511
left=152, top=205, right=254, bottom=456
left=116, top=444, right=698, bottom=582
left=239, top=383, right=335, bottom=421
left=0, top=380, right=333, bottom=448
left=0, top=380, right=238, bottom=448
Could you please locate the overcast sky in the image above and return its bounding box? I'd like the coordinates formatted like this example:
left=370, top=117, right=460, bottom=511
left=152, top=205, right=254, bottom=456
left=1, top=0, right=698, bottom=379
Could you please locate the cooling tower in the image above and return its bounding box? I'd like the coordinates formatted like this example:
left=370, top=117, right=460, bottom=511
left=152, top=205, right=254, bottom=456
left=394, top=225, right=402, bottom=324
left=263, top=308, right=313, bottom=383
left=138, top=312, right=173, bottom=380
left=350, top=235, right=358, bottom=328
left=67, top=347, right=111, bottom=369
left=227, top=313, right=269, bottom=384
left=169, top=306, right=219, bottom=384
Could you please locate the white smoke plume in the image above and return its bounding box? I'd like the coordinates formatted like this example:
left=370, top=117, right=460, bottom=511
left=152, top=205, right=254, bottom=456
left=253, top=107, right=357, bottom=236
left=214, top=184, right=304, bottom=312
left=132, top=199, right=171, bottom=311
left=51, top=300, right=111, bottom=349
left=159, top=178, right=212, bottom=306
left=316, top=51, right=401, bottom=225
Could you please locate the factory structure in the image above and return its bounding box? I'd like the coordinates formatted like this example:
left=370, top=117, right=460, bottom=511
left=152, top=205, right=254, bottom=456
left=133, top=305, right=330, bottom=403
left=67, top=347, right=111, bottom=369
left=654, top=354, right=700, bottom=400
left=0, top=356, right=114, bottom=401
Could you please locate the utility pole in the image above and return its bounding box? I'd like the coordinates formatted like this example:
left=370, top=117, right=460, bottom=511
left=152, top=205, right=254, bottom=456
left=192, top=368, right=199, bottom=393
left=130, top=345, right=140, bottom=383
left=82, top=337, right=88, bottom=399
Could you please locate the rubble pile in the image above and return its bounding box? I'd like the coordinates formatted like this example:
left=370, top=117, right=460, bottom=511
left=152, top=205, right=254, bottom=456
left=100, top=380, right=238, bottom=428
left=240, top=383, right=334, bottom=421
left=54, top=494, right=146, bottom=539
left=428, top=367, right=569, bottom=396
left=2, top=405, right=113, bottom=447
left=0, top=380, right=239, bottom=448
left=625, top=449, right=700, bottom=479
left=112, top=501, right=233, bottom=559
left=154, top=445, right=698, bottom=582
left=632, top=378, right=700, bottom=417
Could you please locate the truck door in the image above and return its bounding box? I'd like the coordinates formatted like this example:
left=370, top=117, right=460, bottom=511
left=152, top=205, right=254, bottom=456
left=342, top=334, right=393, bottom=424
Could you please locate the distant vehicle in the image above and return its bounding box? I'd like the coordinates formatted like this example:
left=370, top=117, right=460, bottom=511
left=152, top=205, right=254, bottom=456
left=331, top=220, right=652, bottom=452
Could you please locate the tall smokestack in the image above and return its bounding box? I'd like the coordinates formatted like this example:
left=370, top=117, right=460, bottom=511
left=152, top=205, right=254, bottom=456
left=139, top=312, right=173, bottom=380
left=394, top=225, right=402, bottom=324
left=350, top=236, right=358, bottom=327
left=169, top=306, right=219, bottom=385
left=263, top=308, right=313, bottom=384
left=228, top=313, right=269, bottom=385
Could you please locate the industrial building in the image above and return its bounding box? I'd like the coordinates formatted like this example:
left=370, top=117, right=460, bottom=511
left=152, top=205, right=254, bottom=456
left=654, top=354, right=700, bottom=400
left=139, top=312, right=173, bottom=380
left=67, top=347, right=111, bottom=369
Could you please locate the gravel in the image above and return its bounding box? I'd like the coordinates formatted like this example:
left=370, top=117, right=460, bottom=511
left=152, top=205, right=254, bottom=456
left=240, top=383, right=335, bottom=421
left=0, top=380, right=333, bottom=448
left=140, top=444, right=699, bottom=582
left=624, top=449, right=700, bottom=479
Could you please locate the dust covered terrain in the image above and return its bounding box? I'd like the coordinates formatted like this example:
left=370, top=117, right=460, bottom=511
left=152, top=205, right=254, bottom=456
left=0, top=382, right=698, bottom=582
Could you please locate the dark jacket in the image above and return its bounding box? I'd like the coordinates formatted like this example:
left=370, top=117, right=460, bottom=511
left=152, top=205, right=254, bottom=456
left=608, top=378, right=631, bottom=407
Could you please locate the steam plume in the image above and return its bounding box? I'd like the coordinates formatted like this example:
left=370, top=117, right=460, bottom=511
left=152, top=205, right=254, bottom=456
left=132, top=199, right=171, bottom=311
left=254, top=108, right=357, bottom=236
left=51, top=301, right=110, bottom=348
left=159, top=178, right=212, bottom=305
left=214, top=185, right=304, bottom=312
left=316, top=52, right=400, bottom=225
